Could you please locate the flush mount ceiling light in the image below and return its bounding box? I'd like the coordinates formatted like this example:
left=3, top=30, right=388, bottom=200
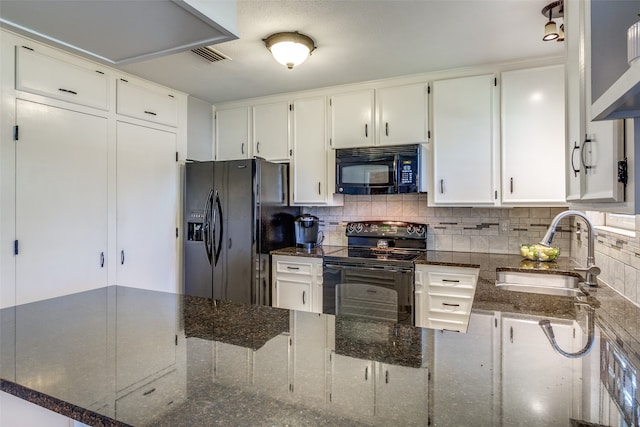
left=541, top=0, right=564, bottom=42
left=263, top=31, right=316, bottom=69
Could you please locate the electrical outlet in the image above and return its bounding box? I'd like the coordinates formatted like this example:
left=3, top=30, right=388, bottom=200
left=500, top=222, right=509, bottom=233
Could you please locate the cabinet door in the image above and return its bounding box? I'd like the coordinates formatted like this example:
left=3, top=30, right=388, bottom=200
left=581, top=120, right=625, bottom=202
left=115, top=287, right=177, bottom=392
left=292, top=311, right=328, bottom=403
left=15, top=100, right=107, bottom=305
left=502, top=316, right=576, bottom=426
left=376, top=364, right=429, bottom=424
left=253, top=102, right=290, bottom=161
left=331, top=354, right=375, bottom=417
left=116, top=121, right=177, bottom=293
left=501, top=66, right=566, bottom=204
left=433, top=312, right=496, bottom=426
left=116, top=79, right=178, bottom=127
left=253, top=333, right=290, bottom=399
left=432, top=74, right=497, bottom=205
left=376, top=82, right=428, bottom=146
left=330, top=89, right=374, bottom=149
left=274, top=278, right=312, bottom=311
left=216, top=107, right=250, bottom=160
left=16, top=46, right=109, bottom=110
left=292, top=96, right=329, bottom=204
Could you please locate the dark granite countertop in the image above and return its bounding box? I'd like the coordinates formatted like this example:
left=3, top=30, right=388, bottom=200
left=2, top=252, right=640, bottom=426
left=271, top=245, right=345, bottom=258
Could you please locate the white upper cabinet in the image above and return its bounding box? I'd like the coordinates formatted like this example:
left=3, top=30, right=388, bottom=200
left=215, top=107, right=251, bottom=161
left=252, top=101, right=290, bottom=162
left=15, top=45, right=109, bottom=110
left=565, top=0, right=628, bottom=208
left=376, top=82, right=429, bottom=146
left=432, top=74, right=497, bottom=206
left=116, top=78, right=179, bottom=127
left=330, top=89, right=375, bottom=149
left=291, top=96, right=336, bottom=205
left=501, top=65, right=566, bottom=205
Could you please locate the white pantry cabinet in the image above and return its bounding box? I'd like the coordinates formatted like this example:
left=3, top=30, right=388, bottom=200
left=252, top=101, right=290, bottom=162
left=376, top=82, right=429, bottom=146
left=15, top=45, right=109, bottom=111
left=116, top=121, right=178, bottom=293
left=291, top=96, right=333, bottom=204
left=272, top=255, right=323, bottom=313
left=431, top=74, right=497, bottom=206
left=501, top=65, right=566, bottom=205
left=215, top=106, right=251, bottom=160
left=14, top=99, right=108, bottom=305
left=116, top=78, right=179, bottom=127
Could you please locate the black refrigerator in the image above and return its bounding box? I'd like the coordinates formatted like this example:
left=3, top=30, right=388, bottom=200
left=184, top=159, right=299, bottom=305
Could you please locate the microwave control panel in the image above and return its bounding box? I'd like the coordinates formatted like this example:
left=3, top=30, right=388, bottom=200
left=398, top=156, right=418, bottom=188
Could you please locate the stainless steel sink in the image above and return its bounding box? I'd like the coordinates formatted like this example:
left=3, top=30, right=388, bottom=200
left=496, top=270, right=585, bottom=297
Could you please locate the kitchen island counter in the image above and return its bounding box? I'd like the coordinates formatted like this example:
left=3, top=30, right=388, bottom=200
left=2, top=251, right=639, bottom=426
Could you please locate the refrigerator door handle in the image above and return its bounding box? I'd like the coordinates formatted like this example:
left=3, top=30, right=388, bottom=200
left=213, top=191, right=223, bottom=266
left=203, top=189, right=214, bottom=265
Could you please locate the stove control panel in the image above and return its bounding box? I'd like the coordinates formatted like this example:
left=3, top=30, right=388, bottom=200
left=345, top=221, right=427, bottom=238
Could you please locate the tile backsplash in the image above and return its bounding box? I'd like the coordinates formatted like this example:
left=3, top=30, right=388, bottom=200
left=305, top=194, right=572, bottom=256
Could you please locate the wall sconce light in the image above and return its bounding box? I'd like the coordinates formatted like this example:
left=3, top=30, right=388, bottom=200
left=263, top=31, right=316, bottom=69
left=541, top=0, right=564, bottom=42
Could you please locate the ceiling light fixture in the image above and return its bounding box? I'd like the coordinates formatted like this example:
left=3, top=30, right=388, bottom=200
left=263, top=31, right=316, bottom=69
left=541, top=1, right=564, bottom=42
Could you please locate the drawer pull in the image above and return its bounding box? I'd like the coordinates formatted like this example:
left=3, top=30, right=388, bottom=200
left=286, top=266, right=300, bottom=270
left=144, top=110, right=157, bottom=116
left=442, top=279, right=460, bottom=283
left=58, top=88, right=77, bottom=95
left=442, top=302, right=460, bottom=307
left=142, top=388, right=156, bottom=396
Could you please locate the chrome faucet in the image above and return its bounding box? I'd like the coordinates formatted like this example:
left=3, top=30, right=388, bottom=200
left=539, top=210, right=601, bottom=286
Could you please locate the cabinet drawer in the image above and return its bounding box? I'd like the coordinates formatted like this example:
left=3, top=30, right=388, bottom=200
left=426, top=271, right=476, bottom=288
left=16, top=47, right=109, bottom=110
left=117, top=79, right=178, bottom=127
left=116, top=369, right=184, bottom=426
left=428, top=293, right=472, bottom=314
left=275, top=259, right=314, bottom=276
left=427, top=317, right=468, bottom=333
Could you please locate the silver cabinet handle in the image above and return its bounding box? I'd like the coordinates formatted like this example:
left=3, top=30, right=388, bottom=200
left=318, top=182, right=321, bottom=195
left=241, top=143, right=245, bottom=154
left=302, top=291, right=306, bottom=305
left=442, top=302, right=460, bottom=307
left=510, top=177, right=514, bottom=194
left=442, top=279, right=460, bottom=283
left=581, top=135, right=594, bottom=170
left=120, top=250, right=125, bottom=265
left=570, top=141, right=580, bottom=177
left=440, top=179, right=444, bottom=194
left=287, top=266, right=300, bottom=270
left=385, top=122, right=389, bottom=136
left=143, top=111, right=157, bottom=116
left=365, top=366, right=368, bottom=380
left=510, top=326, right=514, bottom=343
left=142, top=388, right=156, bottom=396
left=365, top=123, right=368, bottom=138
left=385, top=370, right=389, bottom=384
left=100, top=252, right=105, bottom=268
left=257, top=141, right=260, bottom=153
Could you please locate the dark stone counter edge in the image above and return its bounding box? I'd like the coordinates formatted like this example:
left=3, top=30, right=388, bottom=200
left=415, top=259, right=482, bottom=268
left=0, top=379, right=131, bottom=427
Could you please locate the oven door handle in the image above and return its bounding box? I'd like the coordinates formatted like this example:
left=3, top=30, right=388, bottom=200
left=323, top=263, right=413, bottom=274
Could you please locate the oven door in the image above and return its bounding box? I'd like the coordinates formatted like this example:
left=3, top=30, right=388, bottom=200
left=336, top=157, right=396, bottom=195
left=323, top=261, right=414, bottom=324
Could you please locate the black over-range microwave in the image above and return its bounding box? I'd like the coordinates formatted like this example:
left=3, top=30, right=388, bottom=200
left=335, top=144, right=428, bottom=195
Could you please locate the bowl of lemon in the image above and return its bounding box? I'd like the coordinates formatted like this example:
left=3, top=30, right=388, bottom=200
left=520, top=244, right=560, bottom=262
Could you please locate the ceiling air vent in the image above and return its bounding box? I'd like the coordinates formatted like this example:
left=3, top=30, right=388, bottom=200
left=191, top=46, right=230, bottom=63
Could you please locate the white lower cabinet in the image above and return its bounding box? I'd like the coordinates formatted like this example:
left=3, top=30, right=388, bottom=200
left=15, top=99, right=108, bottom=305
left=502, top=316, right=577, bottom=426
left=433, top=311, right=496, bottom=426
left=414, top=264, right=479, bottom=332
left=116, top=121, right=178, bottom=293
left=272, top=256, right=323, bottom=313
left=330, top=353, right=429, bottom=424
